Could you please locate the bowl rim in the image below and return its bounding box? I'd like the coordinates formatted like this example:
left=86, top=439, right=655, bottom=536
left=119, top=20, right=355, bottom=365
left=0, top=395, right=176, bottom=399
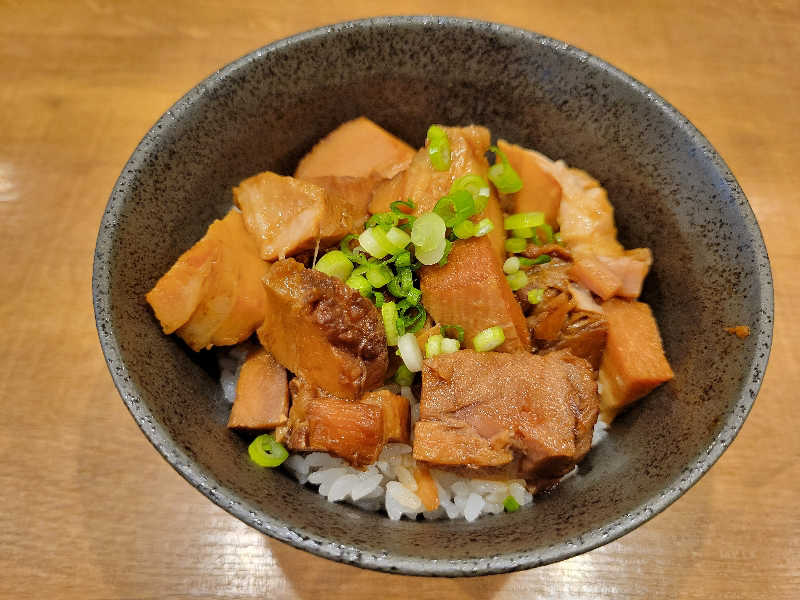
left=92, top=15, right=774, bottom=576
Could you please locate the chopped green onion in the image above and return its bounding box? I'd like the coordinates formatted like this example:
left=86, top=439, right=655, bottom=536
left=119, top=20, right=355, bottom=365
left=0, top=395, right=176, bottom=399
left=382, top=301, right=399, bottom=346
left=503, top=495, right=520, bottom=512
left=387, top=267, right=413, bottom=297
left=415, top=235, right=447, bottom=265
left=512, top=227, right=534, bottom=239
left=434, top=190, right=476, bottom=228
left=505, top=237, right=527, bottom=254
left=399, top=303, right=426, bottom=333
left=427, top=125, right=451, bottom=171
left=390, top=199, right=416, bottom=214
left=365, top=212, right=399, bottom=229
left=425, top=334, right=443, bottom=358
left=397, top=332, right=424, bottom=372
left=438, top=239, right=453, bottom=266
left=506, top=271, right=528, bottom=291
left=345, top=274, right=372, bottom=297
left=395, top=251, right=412, bottom=268
left=488, top=145, right=523, bottom=194
left=386, top=226, right=411, bottom=250
left=453, top=219, right=475, bottom=239
left=529, top=254, right=552, bottom=265
left=358, top=227, right=389, bottom=259
left=248, top=434, right=289, bottom=467
left=411, top=212, right=446, bottom=252
left=474, top=218, right=494, bottom=237
left=503, top=256, right=521, bottom=274
left=450, top=174, right=490, bottom=214
left=394, top=364, right=414, bottom=386
left=473, top=326, right=506, bottom=352
left=440, top=324, right=465, bottom=344
left=535, top=224, right=554, bottom=244
left=440, top=337, right=460, bottom=354
left=366, top=262, right=393, bottom=288
left=314, top=250, right=353, bottom=281
left=504, top=212, right=545, bottom=230
left=554, top=232, right=564, bottom=245
left=527, top=288, right=545, bottom=304
left=373, top=291, right=385, bottom=307
left=405, top=287, right=422, bottom=306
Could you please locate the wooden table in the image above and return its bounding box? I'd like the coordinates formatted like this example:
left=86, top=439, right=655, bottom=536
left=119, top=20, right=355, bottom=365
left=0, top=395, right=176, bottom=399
left=2, top=2, right=797, bottom=598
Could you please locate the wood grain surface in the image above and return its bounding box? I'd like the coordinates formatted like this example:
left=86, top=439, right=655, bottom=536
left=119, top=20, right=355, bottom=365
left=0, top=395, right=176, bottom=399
left=1, top=1, right=797, bottom=598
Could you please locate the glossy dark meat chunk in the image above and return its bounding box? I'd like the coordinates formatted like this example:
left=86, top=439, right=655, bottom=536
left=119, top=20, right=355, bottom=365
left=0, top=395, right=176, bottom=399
left=258, top=259, right=388, bottom=399
left=413, top=349, right=598, bottom=489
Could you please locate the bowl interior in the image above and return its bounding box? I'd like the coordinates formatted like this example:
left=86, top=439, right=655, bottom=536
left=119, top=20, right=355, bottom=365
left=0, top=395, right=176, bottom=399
left=93, top=17, right=772, bottom=576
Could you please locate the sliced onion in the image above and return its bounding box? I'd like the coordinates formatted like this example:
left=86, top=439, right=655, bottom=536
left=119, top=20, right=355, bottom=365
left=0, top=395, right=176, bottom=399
left=397, top=332, right=424, bottom=372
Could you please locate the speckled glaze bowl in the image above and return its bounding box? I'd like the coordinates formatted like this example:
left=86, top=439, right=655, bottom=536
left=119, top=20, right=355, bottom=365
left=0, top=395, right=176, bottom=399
left=93, top=17, right=773, bottom=576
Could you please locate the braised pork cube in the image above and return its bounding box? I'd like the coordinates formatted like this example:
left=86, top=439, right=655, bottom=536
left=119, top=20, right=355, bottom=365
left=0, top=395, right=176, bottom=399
left=420, top=236, right=531, bottom=352
left=280, top=378, right=385, bottom=467
left=598, top=299, right=674, bottom=422
left=361, top=389, right=411, bottom=443
left=146, top=236, right=221, bottom=335
left=227, top=348, right=288, bottom=431
left=258, top=259, right=388, bottom=399
left=496, top=139, right=562, bottom=227
left=294, top=116, right=415, bottom=180
left=413, top=350, right=598, bottom=489
left=234, top=172, right=358, bottom=261
left=211, top=210, right=269, bottom=345
left=147, top=209, right=268, bottom=351
left=305, top=174, right=381, bottom=231
left=368, top=125, right=506, bottom=262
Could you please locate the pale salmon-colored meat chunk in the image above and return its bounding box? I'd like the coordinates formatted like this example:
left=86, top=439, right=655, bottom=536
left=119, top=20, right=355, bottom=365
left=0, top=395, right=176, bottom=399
left=420, top=236, right=531, bottom=353
left=227, top=348, right=288, bottom=430
left=258, top=259, right=388, bottom=399
left=305, top=174, right=382, bottom=232
left=597, top=298, right=674, bottom=422
left=497, top=139, right=562, bottom=228
left=234, top=172, right=358, bottom=261
left=147, top=209, right=268, bottom=352
left=145, top=236, right=220, bottom=335
left=294, top=117, right=415, bottom=180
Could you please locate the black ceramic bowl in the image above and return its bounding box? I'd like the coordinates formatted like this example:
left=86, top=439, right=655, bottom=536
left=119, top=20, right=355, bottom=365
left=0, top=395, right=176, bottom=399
left=93, top=17, right=772, bottom=576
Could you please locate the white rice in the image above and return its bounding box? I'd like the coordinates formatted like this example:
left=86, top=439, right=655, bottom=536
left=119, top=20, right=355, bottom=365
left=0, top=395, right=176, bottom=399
left=218, top=345, right=609, bottom=521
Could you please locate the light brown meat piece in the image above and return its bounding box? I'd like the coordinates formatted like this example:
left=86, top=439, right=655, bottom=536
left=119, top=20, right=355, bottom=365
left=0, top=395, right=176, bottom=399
left=305, top=174, right=382, bottom=231
left=227, top=348, right=288, bottom=430
left=361, top=389, right=410, bottom=443
left=211, top=211, right=269, bottom=345
left=527, top=292, right=575, bottom=341
left=147, top=210, right=269, bottom=350
left=413, top=350, right=598, bottom=488
left=146, top=236, right=220, bottom=335
left=258, top=259, right=388, bottom=399
left=598, top=299, right=674, bottom=422
left=234, top=172, right=356, bottom=261
left=497, top=139, right=562, bottom=228
left=281, top=378, right=385, bottom=467
left=295, top=117, right=415, bottom=180
left=420, top=236, right=531, bottom=353
left=368, top=170, right=407, bottom=215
